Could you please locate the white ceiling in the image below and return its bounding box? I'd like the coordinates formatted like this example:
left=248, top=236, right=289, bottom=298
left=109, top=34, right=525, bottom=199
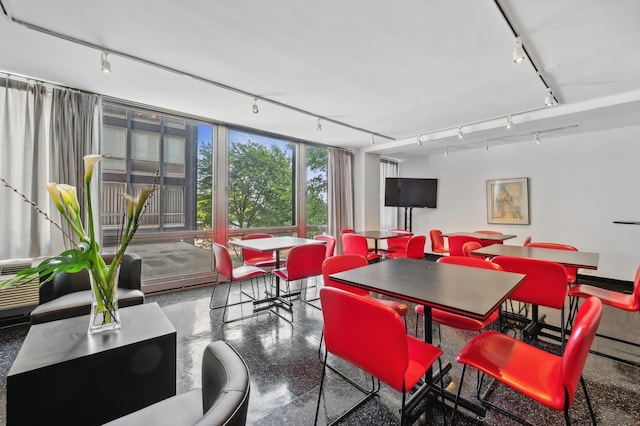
left=1, top=0, right=639, bottom=159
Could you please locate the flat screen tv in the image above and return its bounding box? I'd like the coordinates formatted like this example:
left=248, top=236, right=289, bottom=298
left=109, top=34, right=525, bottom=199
left=384, top=177, right=438, bottom=208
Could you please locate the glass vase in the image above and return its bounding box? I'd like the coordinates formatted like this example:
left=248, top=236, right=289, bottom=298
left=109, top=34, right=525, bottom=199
left=88, top=264, right=121, bottom=335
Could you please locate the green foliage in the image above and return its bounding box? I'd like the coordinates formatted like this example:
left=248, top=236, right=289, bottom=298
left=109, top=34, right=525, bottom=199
left=306, top=146, right=328, bottom=226
left=197, top=139, right=213, bottom=229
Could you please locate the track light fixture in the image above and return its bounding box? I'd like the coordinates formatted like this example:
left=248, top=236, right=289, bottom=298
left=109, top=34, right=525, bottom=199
left=316, top=117, right=322, bottom=131
left=457, top=126, right=463, bottom=139
left=506, top=115, right=513, bottom=129
left=544, top=88, right=556, bottom=107
left=416, top=135, right=422, bottom=146
left=252, top=98, right=259, bottom=114
left=513, top=37, right=525, bottom=64
left=101, top=51, right=111, bottom=73
left=534, top=132, right=541, bottom=144
left=370, top=134, right=375, bottom=145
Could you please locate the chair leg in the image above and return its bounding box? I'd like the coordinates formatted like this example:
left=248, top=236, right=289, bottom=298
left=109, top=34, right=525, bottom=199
left=580, top=376, right=597, bottom=426
left=451, top=364, right=468, bottom=424
left=314, top=349, right=329, bottom=426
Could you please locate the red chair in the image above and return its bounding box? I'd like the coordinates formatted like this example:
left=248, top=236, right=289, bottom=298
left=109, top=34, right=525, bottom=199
left=474, top=230, right=504, bottom=246
left=273, top=244, right=326, bottom=302
left=429, top=229, right=449, bottom=255
left=342, top=233, right=381, bottom=263
left=210, top=243, right=268, bottom=323
left=462, top=241, right=483, bottom=258
left=383, top=228, right=412, bottom=254
left=340, top=228, right=355, bottom=235
left=523, top=236, right=532, bottom=246
left=447, top=235, right=481, bottom=257
left=315, top=287, right=445, bottom=425
left=240, top=233, right=277, bottom=269
left=313, top=234, right=336, bottom=258
left=414, top=257, right=503, bottom=339
left=492, top=256, right=569, bottom=347
left=525, top=242, right=579, bottom=285
left=452, top=297, right=601, bottom=425
left=385, top=235, right=426, bottom=259
left=568, top=264, right=640, bottom=352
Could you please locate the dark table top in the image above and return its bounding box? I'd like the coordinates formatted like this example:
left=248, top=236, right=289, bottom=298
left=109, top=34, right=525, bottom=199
left=471, top=244, right=599, bottom=270
left=230, top=236, right=324, bottom=252
left=330, top=258, right=525, bottom=321
left=353, top=230, right=411, bottom=240
left=440, top=232, right=517, bottom=241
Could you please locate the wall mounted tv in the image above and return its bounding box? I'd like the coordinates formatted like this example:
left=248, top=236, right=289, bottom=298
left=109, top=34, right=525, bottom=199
left=384, top=177, right=438, bottom=208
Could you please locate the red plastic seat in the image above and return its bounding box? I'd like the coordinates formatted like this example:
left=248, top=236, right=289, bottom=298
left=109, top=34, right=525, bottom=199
left=492, top=255, right=569, bottom=346
left=273, top=243, right=326, bottom=287
left=385, top=235, right=426, bottom=259
left=383, top=228, right=412, bottom=254
left=474, top=230, right=504, bottom=246
left=340, top=228, right=355, bottom=234
left=415, top=257, right=503, bottom=338
left=342, top=233, right=381, bottom=263
left=240, top=233, right=277, bottom=269
left=452, top=297, right=601, bottom=425
left=210, top=243, right=268, bottom=322
left=429, top=229, right=449, bottom=255
left=525, top=242, right=578, bottom=285
left=315, top=287, right=445, bottom=425
left=313, top=234, right=336, bottom=258
left=447, top=235, right=481, bottom=257
left=462, top=241, right=483, bottom=258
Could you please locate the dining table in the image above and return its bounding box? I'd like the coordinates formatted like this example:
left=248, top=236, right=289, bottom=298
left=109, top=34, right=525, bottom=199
left=353, top=230, right=412, bottom=253
left=471, top=244, right=599, bottom=340
left=329, top=257, right=526, bottom=417
left=439, top=231, right=517, bottom=243
left=229, top=236, right=325, bottom=321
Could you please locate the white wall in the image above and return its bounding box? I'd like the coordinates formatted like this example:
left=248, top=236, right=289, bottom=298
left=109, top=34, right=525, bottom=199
left=396, top=125, right=640, bottom=281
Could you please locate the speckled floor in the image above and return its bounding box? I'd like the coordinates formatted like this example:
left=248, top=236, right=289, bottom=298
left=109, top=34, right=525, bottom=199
left=1, top=276, right=640, bottom=425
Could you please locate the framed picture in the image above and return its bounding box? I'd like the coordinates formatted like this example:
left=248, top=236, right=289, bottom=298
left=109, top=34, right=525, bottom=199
left=486, top=177, right=529, bottom=224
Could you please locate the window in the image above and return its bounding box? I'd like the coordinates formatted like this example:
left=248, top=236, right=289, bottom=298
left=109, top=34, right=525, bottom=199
left=306, top=145, right=328, bottom=236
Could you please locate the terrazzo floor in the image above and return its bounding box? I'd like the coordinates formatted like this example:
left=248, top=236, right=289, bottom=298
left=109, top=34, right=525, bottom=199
left=1, top=275, right=640, bottom=425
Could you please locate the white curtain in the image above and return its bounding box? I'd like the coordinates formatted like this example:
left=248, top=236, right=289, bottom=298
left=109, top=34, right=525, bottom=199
left=0, top=77, right=52, bottom=259
left=380, top=158, right=399, bottom=231
left=327, top=147, right=353, bottom=254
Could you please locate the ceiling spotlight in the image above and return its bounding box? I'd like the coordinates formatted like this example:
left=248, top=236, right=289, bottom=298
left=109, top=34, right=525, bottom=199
left=370, top=134, right=375, bottom=145
left=457, top=126, right=463, bottom=139
left=544, top=88, right=556, bottom=107
left=534, top=132, right=541, bottom=144
left=513, top=37, right=526, bottom=64
left=252, top=98, right=259, bottom=114
left=316, top=117, right=322, bottom=131
left=484, top=140, right=489, bottom=151
left=444, top=147, right=449, bottom=157
left=416, top=135, right=422, bottom=146
left=101, top=52, right=111, bottom=73
left=506, top=115, right=513, bottom=130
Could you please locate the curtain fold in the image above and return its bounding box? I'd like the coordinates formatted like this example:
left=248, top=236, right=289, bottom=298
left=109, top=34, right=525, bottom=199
left=327, top=147, right=353, bottom=254
left=380, top=159, right=399, bottom=231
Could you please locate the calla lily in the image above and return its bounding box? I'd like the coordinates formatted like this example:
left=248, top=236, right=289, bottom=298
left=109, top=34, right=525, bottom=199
left=58, top=184, right=80, bottom=215
left=122, top=194, right=135, bottom=220
left=134, top=187, right=155, bottom=217
left=84, top=154, right=103, bottom=183
left=46, top=182, right=63, bottom=211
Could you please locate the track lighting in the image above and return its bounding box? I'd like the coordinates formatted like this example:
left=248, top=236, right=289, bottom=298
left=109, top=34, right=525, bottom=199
left=316, top=117, right=322, bottom=131
left=544, top=88, right=556, bottom=107
left=416, top=135, right=422, bottom=146
left=252, top=98, right=259, bottom=114
left=457, top=126, right=463, bottom=139
left=506, top=115, right=513, bottom=130
left=370, top=134, right=375, bottom=145
left=513, top=37, right=525, bottom=64
left=534, top=132, right=541, bottom=144
left=101, top=52, right=111, bottom=73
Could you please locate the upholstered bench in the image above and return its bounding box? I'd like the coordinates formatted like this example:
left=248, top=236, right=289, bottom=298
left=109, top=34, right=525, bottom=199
left=105, top=340, right=251, bottom=426
left=30, top=253, right=144, bottom=324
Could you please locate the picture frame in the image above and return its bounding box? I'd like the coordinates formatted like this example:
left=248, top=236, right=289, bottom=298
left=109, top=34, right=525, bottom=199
left=486, top=177, right=529, bottom=224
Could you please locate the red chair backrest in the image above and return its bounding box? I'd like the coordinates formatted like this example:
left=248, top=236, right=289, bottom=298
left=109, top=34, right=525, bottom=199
left=405, top=235, right=426, bottom=259
left=492, top=256, right=567, bottom=309
left=342, top=234, right=370, bottom=257
left=632, top=266, right=640, bottom=311
left=319, top=286, right=409, bottom=392
left=314, top=234, right=336, bottom=258
left=525, top=242, right=578, bottom=283
left=387, top=229, right=412, bottom=251
left=240, top=233, right=273, bottom=263
left=429, top=229, right=447, bottom=252
left=212, top=243, right=234, bottom=281
left=474, top=230, right=504, bottom=246
left=448, top=235, right=481, bottom=256
left=562, top=297, right=602, bottom=405
left=523, top=236, right=532, bottom=246
left=322, top=254, right=369, bottom=296
left=341, top=228, right=355, bottom=234
left=462, top=241, right=483, bottom=257
left=283, top=244, right=326, bottom=281
left=437, top=256, right=503, bottom=271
